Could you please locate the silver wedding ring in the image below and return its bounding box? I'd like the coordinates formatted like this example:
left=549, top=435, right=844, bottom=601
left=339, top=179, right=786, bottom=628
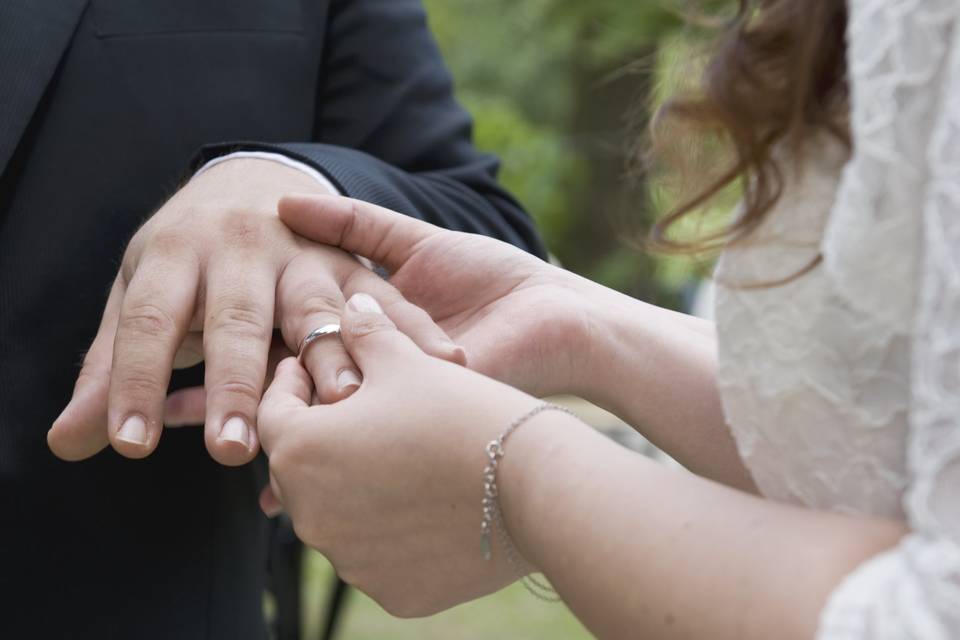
left=297, top=323, right=342, bottom=362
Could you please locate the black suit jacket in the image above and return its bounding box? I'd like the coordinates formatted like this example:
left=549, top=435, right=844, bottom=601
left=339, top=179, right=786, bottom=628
left=0, top=2, right=543, bottom=637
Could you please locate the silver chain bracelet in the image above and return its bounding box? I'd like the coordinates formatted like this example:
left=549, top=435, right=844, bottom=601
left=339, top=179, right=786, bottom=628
left=480, top=403, right=578, bottom=602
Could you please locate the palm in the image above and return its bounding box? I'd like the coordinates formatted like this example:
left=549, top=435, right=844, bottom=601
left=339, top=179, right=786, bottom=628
left=389, top=233, right=592, bottom=397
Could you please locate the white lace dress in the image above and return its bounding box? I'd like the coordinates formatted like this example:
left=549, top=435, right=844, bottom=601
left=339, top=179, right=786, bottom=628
left=713, top=1, right=960, bottom=637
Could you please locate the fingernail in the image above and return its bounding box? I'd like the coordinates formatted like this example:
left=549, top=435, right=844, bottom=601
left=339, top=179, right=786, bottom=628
left=219, top=416, right=250, bottom=447
left=347, top=293, right=383, bottom=314
left=337, top=369, right=362, bottom=392
left=117, top=415, right=148, bottom=446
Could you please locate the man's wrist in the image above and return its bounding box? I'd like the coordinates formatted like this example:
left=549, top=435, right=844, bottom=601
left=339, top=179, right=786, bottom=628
left=190, top=156, right=378, bottom=271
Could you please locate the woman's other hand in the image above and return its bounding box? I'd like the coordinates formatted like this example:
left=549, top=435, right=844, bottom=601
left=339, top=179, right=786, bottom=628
left=256, top=293, right=577, bottom=616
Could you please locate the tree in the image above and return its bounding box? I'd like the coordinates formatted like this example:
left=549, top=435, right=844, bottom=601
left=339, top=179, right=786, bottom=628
left=422, top=0, right=718, bottom=307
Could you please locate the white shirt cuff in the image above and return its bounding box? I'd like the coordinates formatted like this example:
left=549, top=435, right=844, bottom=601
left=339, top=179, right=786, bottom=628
left=194, top=151, right=342, bottom=196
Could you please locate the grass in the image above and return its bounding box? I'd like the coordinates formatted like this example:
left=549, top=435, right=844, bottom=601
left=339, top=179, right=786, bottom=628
left=301, top=551, right=593, bottom=639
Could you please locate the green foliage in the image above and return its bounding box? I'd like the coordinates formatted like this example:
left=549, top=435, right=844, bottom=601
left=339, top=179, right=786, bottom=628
left=426, top=0, right=584, bottom=128
left=467, top=94, right=587, bottom=252
left=545, top=0, right=683, bottom=65
left=424, top=0, right=733, bottom=307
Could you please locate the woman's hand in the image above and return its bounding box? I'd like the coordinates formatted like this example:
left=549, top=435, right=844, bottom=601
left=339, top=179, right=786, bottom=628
left=257, top=293, right=571, bottom=616
left=278, top=194, right=758, bottom=492
left=278, top=194, right=614, bottom=399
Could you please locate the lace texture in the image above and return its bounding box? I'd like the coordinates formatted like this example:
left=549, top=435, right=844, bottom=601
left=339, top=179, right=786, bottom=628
left=714, top=1, right=960, bottom=637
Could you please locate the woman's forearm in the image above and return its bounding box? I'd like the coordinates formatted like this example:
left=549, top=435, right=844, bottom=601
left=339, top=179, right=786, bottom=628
left=569, top=279, right=754, bottom=491
left=501, top=415, right=907, bottom=640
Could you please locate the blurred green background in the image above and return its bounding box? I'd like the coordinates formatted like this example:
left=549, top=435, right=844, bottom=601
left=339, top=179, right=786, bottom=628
left=425, top=0, right=731, bottom=311
left=299, top=1, right=734, bottom=637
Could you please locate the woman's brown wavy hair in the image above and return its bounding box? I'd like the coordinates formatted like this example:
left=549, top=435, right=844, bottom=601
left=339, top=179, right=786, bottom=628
left=647, top=0, right=850, bottom=258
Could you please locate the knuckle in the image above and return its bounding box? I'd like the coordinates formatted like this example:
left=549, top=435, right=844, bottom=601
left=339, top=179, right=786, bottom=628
left=341, top=265, right=384, bottom=294
left=148, top=228, right=193, bottom=258
left=121, top=225, right=151, bottom=264
left=116, top=369, right=163, bottom=397
left=297, top=290, right=344, bottom=318
left=340, top=267, right=367, bottom=292
left=256, top=403, right=278, bottom=435
left=377, top=592, right=424, bottom=619
left=313, top=381, right=343, bottom=405
left=346, top=314, right=393, bottom=339
left=124, top=229, right=147, bottom=258
left=284, top=293, right=343, bottom=342
left=76, top=363, right=110, bottom=390
left=79, top=348, right=110, bottom=379
left=257, top=398, right=293, bottom=437
left=265, top=438, right=293, bottom=470
left=213, top=376, right=262, bottom=405
left=120, top=261, right=136, bottom=286
left=340, top=199, right=362, bottom=246
left=218, top=209, right=267, bottom=249
left=291, top=516, right=326, bottom=550
left=335, top=565, right=366, bottom=591
left=208, top=302, right=270, bottom=340
left=119, top=302, right=179, bottom=338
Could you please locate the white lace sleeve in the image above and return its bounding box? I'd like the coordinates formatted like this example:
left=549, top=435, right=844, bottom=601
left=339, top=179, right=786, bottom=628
left=817, top=2, right=960, bottom=638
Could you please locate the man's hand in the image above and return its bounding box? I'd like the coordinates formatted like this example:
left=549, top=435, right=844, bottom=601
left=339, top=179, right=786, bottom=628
left=47, top=159, right=463, bottom=466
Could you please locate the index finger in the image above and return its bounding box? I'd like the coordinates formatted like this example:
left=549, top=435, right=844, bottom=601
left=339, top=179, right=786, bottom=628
left=108, top=248, right=199, bottom=458
left=257, top=357, right=313, bottom=456
left=277, top=194, right=441, bottom=273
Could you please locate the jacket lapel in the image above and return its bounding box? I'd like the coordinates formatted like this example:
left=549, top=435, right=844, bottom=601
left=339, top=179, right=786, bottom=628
left=0, top=0, right=89, bottom=177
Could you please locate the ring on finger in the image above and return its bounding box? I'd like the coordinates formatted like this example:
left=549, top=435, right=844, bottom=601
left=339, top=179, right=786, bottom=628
left=298, top=323, right=342, bottom=362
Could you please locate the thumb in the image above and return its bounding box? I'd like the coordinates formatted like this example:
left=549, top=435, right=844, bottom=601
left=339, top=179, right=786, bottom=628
left=341, top=292, right=422, bottom=374
left=278, top=194, right=440, bottom=273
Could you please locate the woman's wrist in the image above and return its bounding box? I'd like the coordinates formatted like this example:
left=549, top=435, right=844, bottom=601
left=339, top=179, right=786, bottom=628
left=494, top=407, right=629, bottom=573
left=492, top=407, right=593, bottom=569
left=566, top=287, right=753, bottom=490
left=571, top=289, right=724, bottom=447
left=567, top=284, right=666, bottom=407
left=542, top=272, right=643, bottom=401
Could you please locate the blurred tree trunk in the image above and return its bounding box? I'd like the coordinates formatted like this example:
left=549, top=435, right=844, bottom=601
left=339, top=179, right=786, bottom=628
left=563, top=39, right=674, bottom=306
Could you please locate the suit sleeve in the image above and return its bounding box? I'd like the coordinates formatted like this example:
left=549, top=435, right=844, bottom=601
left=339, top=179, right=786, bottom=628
left=194, top=0, right=546, bottom=258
